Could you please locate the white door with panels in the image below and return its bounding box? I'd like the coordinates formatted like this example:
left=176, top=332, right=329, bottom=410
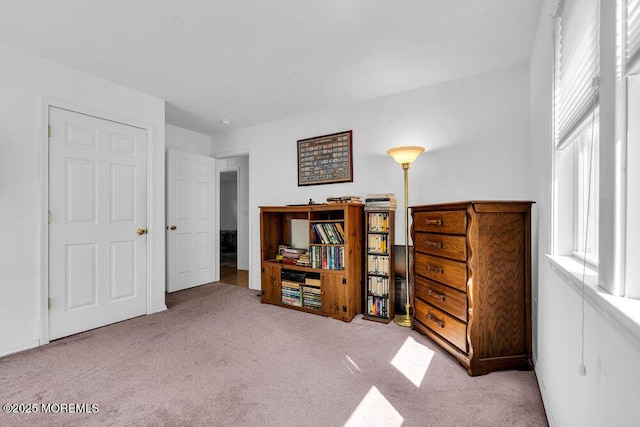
left=166, top=149, right=216, bottom=292
left=48, top=107, right=148, bottom=340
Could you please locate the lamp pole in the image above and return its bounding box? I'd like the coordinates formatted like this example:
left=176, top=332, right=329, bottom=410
left=394, top=162, right=412, bottom=327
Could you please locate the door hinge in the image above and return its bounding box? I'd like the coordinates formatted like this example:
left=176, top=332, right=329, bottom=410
left=342, top=305, right=347, bottom=312
left=48, top=211, right=51, bottom=224
left=48, top=125, right=52, bottom=138
left=48, top=298, right=51, bottom=310
left=342, top=278, right=347, bottom=285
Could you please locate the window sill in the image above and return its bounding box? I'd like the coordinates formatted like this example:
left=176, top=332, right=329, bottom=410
left=546, top=255, right=640, bottom=353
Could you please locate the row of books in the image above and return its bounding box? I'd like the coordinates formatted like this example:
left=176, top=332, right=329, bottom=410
left=312, top=222, right=345, bottom=244
left=368, top=276, right=390, bottom=297
left=280, top=278, right=321, bottom=310
left=367, top=294, right=390, bottom=318
left=310, top=245, right=345, bottom=270
left=281, top=280, right=302, bottom=306
left=368, top=234, right=389, bottom=254
left=301, top=285, right=321, bottom=310
left=367, top=254, right=390, bottom=275
left=364, top=193, right=397, bottom=211
left=367, top=212, right=390, bottom=232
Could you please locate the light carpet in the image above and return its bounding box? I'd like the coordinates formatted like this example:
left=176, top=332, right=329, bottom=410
left=0, top=282, right=548, bottom=426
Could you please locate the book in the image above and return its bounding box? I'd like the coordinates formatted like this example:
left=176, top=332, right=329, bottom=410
left=283, top=247, right=307, bottom=254
left=305, top=277, right=321, bottom=286
left=313, top=223, right=330, bottom=244
left=365, top=194, right=396, bottom=201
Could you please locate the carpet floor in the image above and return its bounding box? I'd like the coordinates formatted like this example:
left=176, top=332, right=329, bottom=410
left=0, top=283, right=548, bottom=426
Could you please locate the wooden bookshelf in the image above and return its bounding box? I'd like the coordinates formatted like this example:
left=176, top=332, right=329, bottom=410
left=259, top=203, right=364, bottom=322
left=363, top=210, right=395, bottom=323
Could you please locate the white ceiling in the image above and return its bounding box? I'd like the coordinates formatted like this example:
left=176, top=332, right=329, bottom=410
left=0, top=0, right=542, bottom=135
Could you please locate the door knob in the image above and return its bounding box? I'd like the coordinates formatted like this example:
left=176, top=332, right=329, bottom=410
left=168, top=225, right=177, bottom=230
left=137, top=228, right=148, bottom=235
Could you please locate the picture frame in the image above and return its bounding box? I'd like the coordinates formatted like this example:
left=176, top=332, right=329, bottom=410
left=297, top=130, right=353, bottom=186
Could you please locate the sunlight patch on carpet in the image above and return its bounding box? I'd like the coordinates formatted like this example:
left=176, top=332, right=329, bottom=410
left=344, top=386, right=403, bottom=427
left=390, top=336, right=434, bottom=387
left=343, top=355, right=362, bottom=374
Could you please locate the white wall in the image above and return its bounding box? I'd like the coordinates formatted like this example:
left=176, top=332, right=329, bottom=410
left=0, top=43, right=166, bottom=356
left=212, top=64, right=532, bottom=290
left=529, top=2, right=640, bottom=425
left=217, top=156, right=249, bottom=270
left=165, top=124, right=212, bottom=156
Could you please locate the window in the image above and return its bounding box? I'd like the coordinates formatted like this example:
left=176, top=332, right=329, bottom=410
left=573, top=118, right=599, bottom=266
left=627, top=0, right=640, bottom=73
left=549, top=0, right=640, bottom=348
left=553, top=0, right=600, bottom=264
left=625, top=0, right=640, bottom=298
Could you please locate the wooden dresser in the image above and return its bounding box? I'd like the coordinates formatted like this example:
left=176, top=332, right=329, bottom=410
left=410, top=201, right=533, bottom=376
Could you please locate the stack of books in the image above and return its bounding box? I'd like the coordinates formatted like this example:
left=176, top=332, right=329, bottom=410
left=301, top=277, right=321, bottom=310
left=296, top=253, right=310, bottom=267
left=364, top=193, right=396, bottom=210
left=282, top=247, right=307, bottom=265
left=326, top=195, right=362, bottom=204
left=281, top=281, right=301, bottom=306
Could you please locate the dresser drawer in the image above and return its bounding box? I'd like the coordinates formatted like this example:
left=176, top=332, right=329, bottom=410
left=414, top=232, right=467, bottom=261
left=415, top=276, right=467, bottom=322
left=415, top=298, right=467, bottom=352
left=413, top=210, right=467, bottom=234
left=414, top=252, right=467, bottom=292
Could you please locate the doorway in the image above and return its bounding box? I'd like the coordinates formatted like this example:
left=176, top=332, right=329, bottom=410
left=218, top=155, right=249, bottom=287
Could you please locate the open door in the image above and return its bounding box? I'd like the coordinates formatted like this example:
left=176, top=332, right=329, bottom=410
left=166, top=149, right=216, bottom=292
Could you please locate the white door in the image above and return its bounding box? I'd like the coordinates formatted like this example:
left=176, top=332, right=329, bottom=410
left=49, top=107, right=148, bottom=340
left=166, top=149, right=216, bottom=292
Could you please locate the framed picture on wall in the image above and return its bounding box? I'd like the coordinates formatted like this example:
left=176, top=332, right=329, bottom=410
left=297, top=130, right=353, bottom=186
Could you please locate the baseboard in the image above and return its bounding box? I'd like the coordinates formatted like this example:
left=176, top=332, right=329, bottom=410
left=152, top=304, right=167, bottom=314
left=0, top=340, right=40, bottom=358
left=533, top=355, right=555, bottom=427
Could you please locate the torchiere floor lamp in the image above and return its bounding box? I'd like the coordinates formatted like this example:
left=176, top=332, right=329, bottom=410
left=386, top=146, right=424, bottom=327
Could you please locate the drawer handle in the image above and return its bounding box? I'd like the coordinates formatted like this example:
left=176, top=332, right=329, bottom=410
left=425, top=264, right=443, bottom=274
left=425, top=241, right=442, bottom=249
left=425, top=219, right=442, bottom=226
left=427, top=288, right=446, bottom=302
left=426, top=313, right=445, bottom=328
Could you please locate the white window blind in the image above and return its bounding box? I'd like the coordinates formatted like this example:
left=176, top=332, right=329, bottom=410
left=554, top=0, right=600, bottom=149
left=629, top=0, right=640, bottom=71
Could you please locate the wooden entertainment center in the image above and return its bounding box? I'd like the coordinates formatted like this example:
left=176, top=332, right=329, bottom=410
left=259, top=203, right=364, bottom=322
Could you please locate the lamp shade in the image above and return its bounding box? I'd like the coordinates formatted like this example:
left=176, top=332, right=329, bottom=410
left=386, top=146, right=425, bottom=165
